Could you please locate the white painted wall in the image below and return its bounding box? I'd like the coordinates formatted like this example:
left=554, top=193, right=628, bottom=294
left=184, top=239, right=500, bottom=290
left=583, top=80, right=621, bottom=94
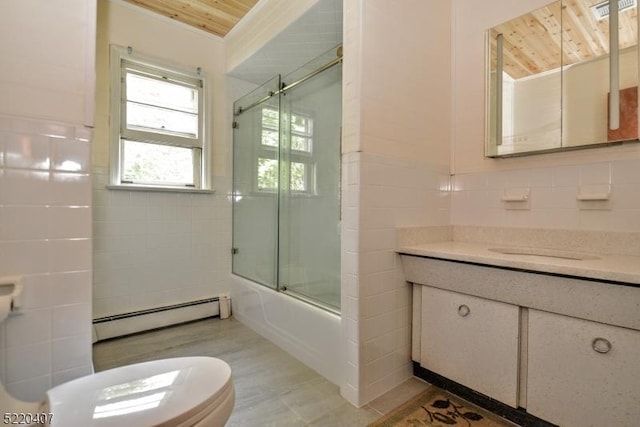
left=225, top=0, right=320, bottom=73
left=510, top=70, right=562, bottom=152
left=92, top=0, right=232, bottom=322
left=0, top=0, right=96, bottom=401
left=0, top=0, right=96, bottom=126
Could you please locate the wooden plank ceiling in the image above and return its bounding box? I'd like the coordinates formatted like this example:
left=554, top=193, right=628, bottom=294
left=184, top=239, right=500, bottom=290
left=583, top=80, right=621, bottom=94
left=124, top=0, right=260, bottom=37
left=491, top=0, right=638, bottom=79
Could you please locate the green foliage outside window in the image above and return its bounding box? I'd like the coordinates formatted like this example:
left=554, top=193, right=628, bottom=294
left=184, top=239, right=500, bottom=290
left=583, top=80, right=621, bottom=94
left=258, top=108, right=312, bottom=193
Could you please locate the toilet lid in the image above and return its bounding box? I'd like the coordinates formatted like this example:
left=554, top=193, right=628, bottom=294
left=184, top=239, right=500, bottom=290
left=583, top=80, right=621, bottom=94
left=46, top=357, right=232, bottom=426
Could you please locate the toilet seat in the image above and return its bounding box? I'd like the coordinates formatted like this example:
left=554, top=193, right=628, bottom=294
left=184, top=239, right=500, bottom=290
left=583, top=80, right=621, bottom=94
left=45, top=357, right=233, bottom=426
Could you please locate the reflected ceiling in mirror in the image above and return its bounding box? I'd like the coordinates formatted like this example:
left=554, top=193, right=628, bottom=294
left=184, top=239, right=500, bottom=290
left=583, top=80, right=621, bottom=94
left=486, top=0, right=640, bottom=157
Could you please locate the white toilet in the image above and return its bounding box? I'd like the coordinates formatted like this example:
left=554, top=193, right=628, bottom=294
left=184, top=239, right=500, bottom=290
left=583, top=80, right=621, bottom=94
left=1, top=356, right=235, bottom=426
left=0, top=280, right=234, bottom=426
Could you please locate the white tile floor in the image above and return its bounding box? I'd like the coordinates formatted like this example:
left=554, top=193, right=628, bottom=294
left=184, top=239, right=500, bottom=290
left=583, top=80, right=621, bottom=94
left=93, top=317, right=430, bottom=426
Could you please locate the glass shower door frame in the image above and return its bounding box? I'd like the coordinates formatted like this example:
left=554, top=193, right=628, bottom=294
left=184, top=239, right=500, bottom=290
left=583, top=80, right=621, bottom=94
left=276, top=48, right=343, bottom=313
left=232, top=75, right=282, bottom=290
left=232, top=46, right=343, bottom=314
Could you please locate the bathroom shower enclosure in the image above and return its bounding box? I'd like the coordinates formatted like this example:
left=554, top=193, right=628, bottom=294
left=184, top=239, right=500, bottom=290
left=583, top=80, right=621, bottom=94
left=232, top=47, right=343, bottom=313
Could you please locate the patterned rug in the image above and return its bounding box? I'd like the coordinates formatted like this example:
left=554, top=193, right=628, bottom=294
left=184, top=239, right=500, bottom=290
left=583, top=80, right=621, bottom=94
left=368, top=387, right=517, bottom=427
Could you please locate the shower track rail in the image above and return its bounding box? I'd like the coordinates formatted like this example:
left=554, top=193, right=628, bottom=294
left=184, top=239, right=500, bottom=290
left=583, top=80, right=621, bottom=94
left=234, top=53, right=343, bottom=116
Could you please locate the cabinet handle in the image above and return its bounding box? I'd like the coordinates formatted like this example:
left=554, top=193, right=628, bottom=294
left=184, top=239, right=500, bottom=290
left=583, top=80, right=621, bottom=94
left=457, top=304, right=470, bottom=317
left=592, top=337, right=612, bottom=354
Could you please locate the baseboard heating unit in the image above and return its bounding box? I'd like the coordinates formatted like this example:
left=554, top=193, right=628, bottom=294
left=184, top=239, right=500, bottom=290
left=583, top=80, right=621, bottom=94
left=92, top=297, right=220, bottom=341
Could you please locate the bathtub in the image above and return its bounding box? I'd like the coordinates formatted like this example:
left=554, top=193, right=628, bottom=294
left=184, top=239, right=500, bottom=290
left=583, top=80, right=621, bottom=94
left=230, top=275, right=343, bottom=385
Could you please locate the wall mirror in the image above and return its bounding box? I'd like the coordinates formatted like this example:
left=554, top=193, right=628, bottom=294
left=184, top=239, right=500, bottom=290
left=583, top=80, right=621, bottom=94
left=486, top=0, right=639, bottom=157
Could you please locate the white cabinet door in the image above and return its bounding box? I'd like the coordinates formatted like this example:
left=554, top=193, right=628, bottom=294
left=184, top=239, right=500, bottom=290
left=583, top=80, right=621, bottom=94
left=421, top=286, right=520, bottom=407
left=528, top=309, right=640, bottom=427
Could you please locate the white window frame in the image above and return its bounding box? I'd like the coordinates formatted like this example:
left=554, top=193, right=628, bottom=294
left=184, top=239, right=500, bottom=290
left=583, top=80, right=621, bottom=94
left=256, top=106, right=316, bottom=194
left=109, top=45, right=211, bottom=191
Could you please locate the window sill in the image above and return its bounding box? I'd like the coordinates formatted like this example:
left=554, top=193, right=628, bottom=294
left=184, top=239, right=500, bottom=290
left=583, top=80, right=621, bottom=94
left=106, top=184, right=215, bottom=194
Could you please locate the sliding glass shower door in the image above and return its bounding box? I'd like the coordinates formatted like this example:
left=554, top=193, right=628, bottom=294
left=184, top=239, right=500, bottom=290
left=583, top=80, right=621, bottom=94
left=232, top=48, right=342, bottom=312
left=232, top=76, right=281, bottom=289
left=277, top=53, right=342, bottom=311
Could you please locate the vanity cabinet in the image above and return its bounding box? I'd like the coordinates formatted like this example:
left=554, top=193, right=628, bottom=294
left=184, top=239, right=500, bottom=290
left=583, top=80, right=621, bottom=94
left=527, top=309, right=640, bottom=427
left=420, top=286, right=520, bottom=407
left=402, top=252, right=640, bottom=427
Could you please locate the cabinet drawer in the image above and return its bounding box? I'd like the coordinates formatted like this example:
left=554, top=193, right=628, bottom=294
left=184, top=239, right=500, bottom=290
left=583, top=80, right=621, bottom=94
left=420, top=286, right=520, bottom=407
left=528, top=310, right=640, bottom=427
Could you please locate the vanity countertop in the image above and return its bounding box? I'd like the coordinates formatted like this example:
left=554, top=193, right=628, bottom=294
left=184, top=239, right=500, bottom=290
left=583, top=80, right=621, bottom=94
left=398, top=241, right=640, bottom=285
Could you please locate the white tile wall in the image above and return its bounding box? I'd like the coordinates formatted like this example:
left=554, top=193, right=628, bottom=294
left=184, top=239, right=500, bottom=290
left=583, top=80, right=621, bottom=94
left=0, top=115, right=93, bottom=402
left=358, top=153, right=449, bottom=404
left=340, top=151, right=361, bottom=405
left=340, top=0, right=452, bottom=407
left=452, top=159, right=640, bottom=232
left=341, top=151, right=451, bottom=406
left=92, top=169, right=232, bottom=319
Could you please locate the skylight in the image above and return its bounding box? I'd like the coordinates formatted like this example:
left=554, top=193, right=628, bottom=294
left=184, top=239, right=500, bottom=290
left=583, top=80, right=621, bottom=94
left=591, top=0, right=637, bottom=20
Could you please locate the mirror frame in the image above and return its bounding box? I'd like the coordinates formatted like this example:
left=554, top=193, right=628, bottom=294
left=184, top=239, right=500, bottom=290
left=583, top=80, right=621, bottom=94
left=485, top=0, right=640, bottom=158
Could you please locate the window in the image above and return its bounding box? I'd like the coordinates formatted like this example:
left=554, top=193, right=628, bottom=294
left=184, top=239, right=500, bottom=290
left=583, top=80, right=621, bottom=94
left=110, top=46, right=207, bottom=189
left=257, top=107, right=314, bottom=193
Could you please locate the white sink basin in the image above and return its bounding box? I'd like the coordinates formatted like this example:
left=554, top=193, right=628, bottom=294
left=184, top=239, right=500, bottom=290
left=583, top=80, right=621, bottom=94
left=488, top=247, right=600, bottom=261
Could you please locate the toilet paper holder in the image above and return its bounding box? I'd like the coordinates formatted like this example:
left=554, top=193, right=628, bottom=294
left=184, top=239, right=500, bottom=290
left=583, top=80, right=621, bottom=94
left=0, top=276, right=24, bottom=312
